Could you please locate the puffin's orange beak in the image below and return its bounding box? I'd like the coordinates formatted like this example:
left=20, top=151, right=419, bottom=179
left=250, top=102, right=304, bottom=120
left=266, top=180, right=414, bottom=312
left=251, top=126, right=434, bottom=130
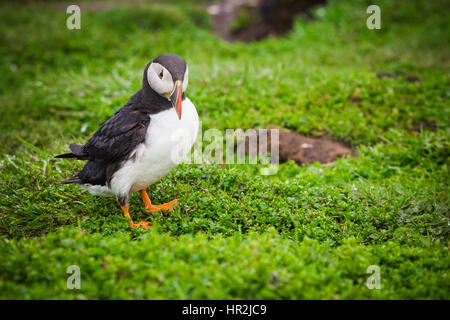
left=170, top=81, right=182, bottom=120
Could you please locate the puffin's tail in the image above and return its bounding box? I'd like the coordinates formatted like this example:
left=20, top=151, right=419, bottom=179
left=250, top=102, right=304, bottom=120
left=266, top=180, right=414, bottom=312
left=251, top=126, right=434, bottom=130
left=59, top=176, right=82, bottom=185
left=55, top=144, right=89, bottom=160
left=54, top=152, right=76, bottom=159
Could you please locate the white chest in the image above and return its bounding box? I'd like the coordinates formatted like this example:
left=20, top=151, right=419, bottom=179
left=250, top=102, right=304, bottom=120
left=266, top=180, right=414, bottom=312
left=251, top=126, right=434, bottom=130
left=110, top=97, right=199, bottom=195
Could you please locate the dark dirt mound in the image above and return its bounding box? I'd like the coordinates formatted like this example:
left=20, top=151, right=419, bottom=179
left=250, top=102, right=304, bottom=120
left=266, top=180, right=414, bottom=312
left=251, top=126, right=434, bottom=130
left=275, top=131, right=357, bottom=165
left=412, top=121, right=438, bottom=132
left=208, top=0, right=326, bottom=42
left=376, top=72, right=421, bottom=83
left=237, top=129, right=357, bottom=166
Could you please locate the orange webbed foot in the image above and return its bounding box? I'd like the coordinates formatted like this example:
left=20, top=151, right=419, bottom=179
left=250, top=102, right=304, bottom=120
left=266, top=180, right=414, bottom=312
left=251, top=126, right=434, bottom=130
left=146, top=199, right=178, bottom=212
left=130, top=220, right=151, bottom=229
left=140, top=189, right=178, bottom=213
left=121, top=205, right=151, bottom=230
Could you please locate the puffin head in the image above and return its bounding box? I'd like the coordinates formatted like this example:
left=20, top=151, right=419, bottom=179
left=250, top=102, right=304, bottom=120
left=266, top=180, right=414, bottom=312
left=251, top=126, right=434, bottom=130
left=145, top=53, right=188, bottom=120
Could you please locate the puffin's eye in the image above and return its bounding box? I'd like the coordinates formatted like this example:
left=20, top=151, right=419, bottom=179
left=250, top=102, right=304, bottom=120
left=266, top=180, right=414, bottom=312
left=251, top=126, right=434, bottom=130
left=158, top=70, right=163, bottom=79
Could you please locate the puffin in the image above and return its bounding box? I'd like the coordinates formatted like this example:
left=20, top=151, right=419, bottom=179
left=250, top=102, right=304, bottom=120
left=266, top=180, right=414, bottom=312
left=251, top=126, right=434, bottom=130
left=56, top=54, right=199, bottom=229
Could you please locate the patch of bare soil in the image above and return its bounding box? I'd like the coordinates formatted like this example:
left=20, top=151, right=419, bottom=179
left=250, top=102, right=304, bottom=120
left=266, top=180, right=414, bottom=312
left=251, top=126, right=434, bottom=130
left=376, top=72, right=421, bottom=83
left=411, top=121, right=438, bottom=132
left=208, top=0, right=326, bottom=42
left=238, top=129, right=357, bottom=166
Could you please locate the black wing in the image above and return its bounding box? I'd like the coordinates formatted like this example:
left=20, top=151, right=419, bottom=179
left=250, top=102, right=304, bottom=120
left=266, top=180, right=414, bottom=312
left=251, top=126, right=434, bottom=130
left=57, top=95, right=150, bottom=186
left=82, top=109, right=150, bottom=163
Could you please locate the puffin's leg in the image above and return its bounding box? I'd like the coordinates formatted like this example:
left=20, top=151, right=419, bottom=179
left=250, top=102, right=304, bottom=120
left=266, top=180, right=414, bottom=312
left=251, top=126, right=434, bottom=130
left=119, top=194, right=150, bottom=229
left=140, top=189, right=178, bottom=212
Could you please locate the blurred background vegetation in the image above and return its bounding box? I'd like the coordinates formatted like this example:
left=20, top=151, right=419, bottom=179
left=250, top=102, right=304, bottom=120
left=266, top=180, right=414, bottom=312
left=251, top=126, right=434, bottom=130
left=0, top=0, right=448, bottom=299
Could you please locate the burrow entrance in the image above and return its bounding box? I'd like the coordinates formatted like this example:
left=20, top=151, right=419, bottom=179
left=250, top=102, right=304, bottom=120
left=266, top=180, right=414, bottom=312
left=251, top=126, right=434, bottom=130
left=237, top=121, right=438, bottom=167
left=207, top=0, right=327, bottom=42
left=237, top=129, right=357, bottom=166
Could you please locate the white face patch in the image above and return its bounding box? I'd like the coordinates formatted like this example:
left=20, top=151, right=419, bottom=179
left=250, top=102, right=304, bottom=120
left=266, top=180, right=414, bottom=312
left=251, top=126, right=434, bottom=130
left=147, top=62, right=189, bottom=97
left=147, top=62, right=174, bottom=97
left=182, top=65, right=189, bottom=93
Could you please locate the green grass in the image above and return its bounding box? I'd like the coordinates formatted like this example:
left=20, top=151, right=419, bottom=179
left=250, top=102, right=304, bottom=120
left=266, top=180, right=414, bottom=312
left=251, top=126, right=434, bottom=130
left=0, top=0, right=449, bottom=299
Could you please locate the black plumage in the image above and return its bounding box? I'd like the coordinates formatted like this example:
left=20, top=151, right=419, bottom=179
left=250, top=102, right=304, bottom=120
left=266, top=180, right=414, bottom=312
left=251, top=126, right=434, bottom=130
left=56, top=54, right=187, bottom=187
